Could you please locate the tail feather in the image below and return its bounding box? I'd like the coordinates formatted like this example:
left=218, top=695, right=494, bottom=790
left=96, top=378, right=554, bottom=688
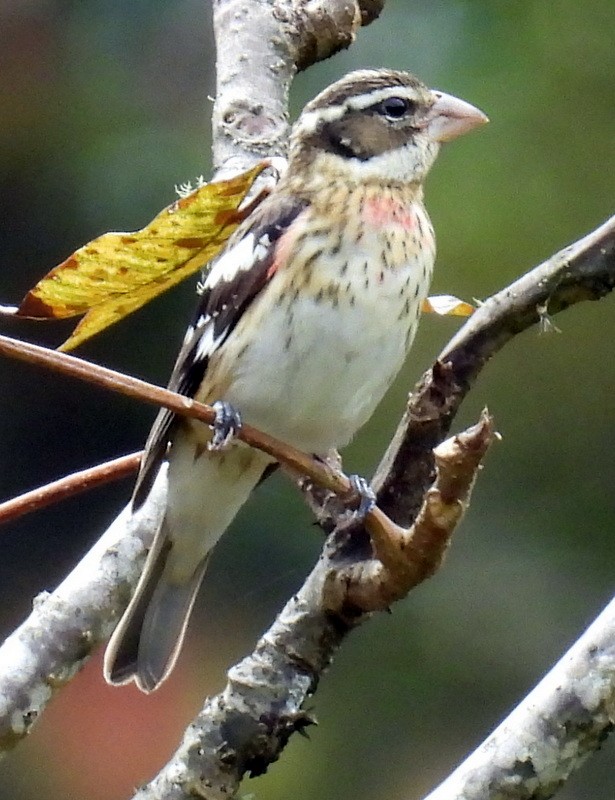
left=103, top=521, right=209, bottom=692
left=135, top=553, right=210, bottom=692
left=104, top=437, right=275, bottom=691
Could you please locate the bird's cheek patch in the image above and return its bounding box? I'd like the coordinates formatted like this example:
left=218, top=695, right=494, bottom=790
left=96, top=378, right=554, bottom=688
left=361, top=196, right=416, bottom=231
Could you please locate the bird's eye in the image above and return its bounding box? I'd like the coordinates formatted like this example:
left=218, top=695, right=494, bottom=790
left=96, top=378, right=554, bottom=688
left=378, top=97, right=411, bottom=120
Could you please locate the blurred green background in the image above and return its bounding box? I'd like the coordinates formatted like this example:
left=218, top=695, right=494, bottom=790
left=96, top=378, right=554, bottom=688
left=1, top=1, right=614, bottom=798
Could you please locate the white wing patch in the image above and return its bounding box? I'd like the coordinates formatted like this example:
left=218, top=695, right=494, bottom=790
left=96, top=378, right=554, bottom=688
left=194, top=324, right=225, bottom=364
left=188, top=229, right=274, bottom=368
left=202, top=231, right=272, bottom=290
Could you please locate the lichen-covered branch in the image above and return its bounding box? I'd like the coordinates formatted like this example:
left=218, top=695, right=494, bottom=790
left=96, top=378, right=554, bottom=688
left=422, top=590, right=615, bottom=800
left=130, top=213, right=615, bottom=796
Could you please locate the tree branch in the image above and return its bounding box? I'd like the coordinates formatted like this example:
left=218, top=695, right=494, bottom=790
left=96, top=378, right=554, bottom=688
left=372, top=212, right=615, bottom=526
left=126, top=214, right=614, bottom=795
left=132, top=416, right=493, bottom=800
left=211, top=0, right=383, bottom=168
left=0, top=472, right=166, bottom=752
left=423, top=590, right=615, bottom=800
left=0, top=452, right=141, bottom=528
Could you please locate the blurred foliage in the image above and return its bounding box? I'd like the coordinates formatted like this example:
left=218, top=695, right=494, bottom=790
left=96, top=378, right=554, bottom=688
left=0, top=1, right=614, bottom=799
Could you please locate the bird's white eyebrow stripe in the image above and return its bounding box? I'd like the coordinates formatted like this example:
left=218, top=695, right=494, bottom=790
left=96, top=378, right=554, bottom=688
left=345, top=86, right=422, bottom=111
left=297, top=86, right=425, bottom=134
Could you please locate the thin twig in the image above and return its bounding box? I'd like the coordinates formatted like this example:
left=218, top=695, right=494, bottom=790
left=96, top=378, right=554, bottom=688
left=0, top=452, right=142, bottom=528
left=0, top=333, right=365, bottom=509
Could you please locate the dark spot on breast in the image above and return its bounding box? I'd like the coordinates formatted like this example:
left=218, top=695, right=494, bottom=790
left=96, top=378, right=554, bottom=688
left=329, top=235, right=343, bottom=256
left=303, top=249, right=323, bottom=271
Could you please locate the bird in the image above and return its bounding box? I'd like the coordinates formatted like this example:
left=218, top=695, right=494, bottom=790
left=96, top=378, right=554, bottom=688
left=104, top=68, right=487, bottom=692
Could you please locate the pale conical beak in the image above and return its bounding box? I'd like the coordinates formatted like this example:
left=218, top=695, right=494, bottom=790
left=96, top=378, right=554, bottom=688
left=423, top=90, right=488, bottom=142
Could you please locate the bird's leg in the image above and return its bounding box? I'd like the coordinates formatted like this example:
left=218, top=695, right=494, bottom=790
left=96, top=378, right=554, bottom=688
left=347, top=474, right=377, bottom=521
left=208, top=401, right=243, bottom=451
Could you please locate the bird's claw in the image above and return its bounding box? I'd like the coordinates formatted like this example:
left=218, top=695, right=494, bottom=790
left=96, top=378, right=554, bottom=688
left=348, top=474, right=376, bottom=521
left=208, top=401, right=242, bottom=451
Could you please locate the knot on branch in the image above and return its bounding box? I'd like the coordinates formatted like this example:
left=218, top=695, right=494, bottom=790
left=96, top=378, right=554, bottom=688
left=323, top=412, right=496, bottom=616
left=216, top=98, right=289, bottom=158
left=218, top=708, right=316, bottom=777
left=275, top=1, right=374, bottom=71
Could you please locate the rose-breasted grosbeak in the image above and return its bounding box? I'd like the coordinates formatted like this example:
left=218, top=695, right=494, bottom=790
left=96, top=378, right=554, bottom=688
left=104, top=69, right=487, bottom=692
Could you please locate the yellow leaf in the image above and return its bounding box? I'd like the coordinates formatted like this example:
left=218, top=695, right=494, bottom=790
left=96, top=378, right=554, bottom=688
left=15, top=163, right=268, bottom=351
left=421, top=294, right=475, bottom=317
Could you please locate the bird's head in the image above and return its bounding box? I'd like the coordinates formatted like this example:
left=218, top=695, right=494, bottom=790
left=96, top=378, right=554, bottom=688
left=289, top=68, right=488, bottom=187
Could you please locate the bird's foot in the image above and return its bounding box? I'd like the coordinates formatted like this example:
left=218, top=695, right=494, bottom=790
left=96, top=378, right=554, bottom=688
left=208, top=401, right=242, bottom=450
left=347, top=474, right=376, bottom=521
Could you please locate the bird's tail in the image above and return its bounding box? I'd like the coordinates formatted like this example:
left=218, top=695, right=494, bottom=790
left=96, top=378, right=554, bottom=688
left=104, top=435, right=273, bottom=692
left=103, top=519, right=211, bottom=692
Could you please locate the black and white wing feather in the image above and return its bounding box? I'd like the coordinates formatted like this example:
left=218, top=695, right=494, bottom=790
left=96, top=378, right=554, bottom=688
left=132, top=194, right=309, bottom=507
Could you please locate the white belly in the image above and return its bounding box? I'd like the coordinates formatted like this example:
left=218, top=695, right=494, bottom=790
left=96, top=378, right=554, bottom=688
left=225, top=250, right=433, bottom=454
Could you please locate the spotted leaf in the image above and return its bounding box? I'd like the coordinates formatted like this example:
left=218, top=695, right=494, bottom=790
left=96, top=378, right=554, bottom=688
left=11, top=163, right=268, bottom=351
